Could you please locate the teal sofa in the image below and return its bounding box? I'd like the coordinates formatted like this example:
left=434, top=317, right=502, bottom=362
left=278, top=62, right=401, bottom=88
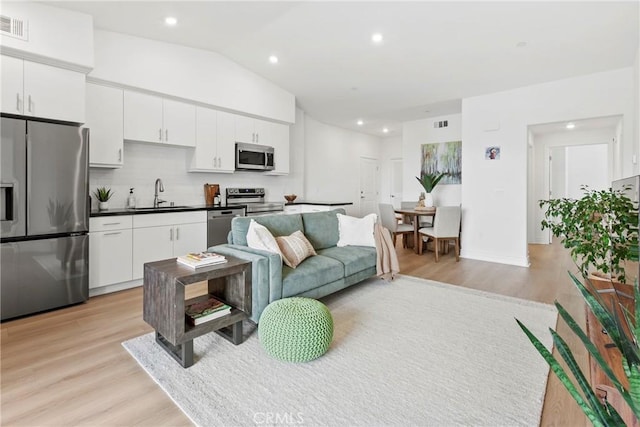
left=209, top=209, right=377, bottom=323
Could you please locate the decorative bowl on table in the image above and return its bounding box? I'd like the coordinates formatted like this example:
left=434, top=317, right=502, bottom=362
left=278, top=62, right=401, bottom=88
left=284, top=194, right=297, bottom=203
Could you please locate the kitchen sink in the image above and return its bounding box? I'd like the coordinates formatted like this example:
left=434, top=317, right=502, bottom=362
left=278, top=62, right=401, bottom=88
left=133, top=205, right=193, bottom=211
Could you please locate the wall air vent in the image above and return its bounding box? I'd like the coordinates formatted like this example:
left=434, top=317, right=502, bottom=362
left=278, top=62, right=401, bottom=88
left=0, top=15, right=28, bottom=41
left=433, top=120, right=449, bottom=129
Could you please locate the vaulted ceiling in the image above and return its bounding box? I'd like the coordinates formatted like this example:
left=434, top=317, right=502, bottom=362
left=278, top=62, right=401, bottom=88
left=50, top=1, right=639, bottom=136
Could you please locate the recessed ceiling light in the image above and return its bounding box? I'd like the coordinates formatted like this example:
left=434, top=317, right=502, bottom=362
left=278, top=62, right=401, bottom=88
left=382, top=127, right=389, bottom=133
left=164, top=16, right=177, bottom=26
left=516, top=41, right=527, bottom=48
left=566, top=122, right=576, bottom=129
left=268, top=55, right=279, bottom=64
left=357, top=120, right=364, bottom=126
left=371, top=33, right=383, bottom=44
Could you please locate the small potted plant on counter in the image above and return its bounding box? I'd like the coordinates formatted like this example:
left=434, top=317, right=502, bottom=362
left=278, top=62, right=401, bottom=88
left=93, top=187, right=114, bottom=210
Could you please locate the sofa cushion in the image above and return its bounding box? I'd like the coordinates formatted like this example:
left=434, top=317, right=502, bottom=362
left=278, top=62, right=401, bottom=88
left=318, top=246, right=377, bottom=277
left=276, top=230, right=317, bottom=268
left=231, top=214, right=304, bottom=246
left=281, top=255, right=344, bottom=297
left=301, top=209, right=345, bottom=250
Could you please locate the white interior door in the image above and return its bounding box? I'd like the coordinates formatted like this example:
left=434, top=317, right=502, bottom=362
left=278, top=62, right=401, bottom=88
left=390, top=158, right=403, bottom=209
left=359, top=157, right=378, bottom=217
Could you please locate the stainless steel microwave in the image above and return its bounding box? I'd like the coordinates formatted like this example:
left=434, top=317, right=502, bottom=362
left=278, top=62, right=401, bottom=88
left=235, top=142, right=275, bottom=171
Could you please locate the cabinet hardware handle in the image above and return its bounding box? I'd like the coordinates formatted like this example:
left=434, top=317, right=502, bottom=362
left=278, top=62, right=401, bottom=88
left=28, top=95, right=32, bottom=113
left=170, top=228, right=173, bottom=241
left=103, top=232, right=122, bottom=236
left=252, top=132, right=255, bottom=143
left=16, top=93, right=20, bottom=112
left=176, top=227, right=179, bottom=240
left=256, top=133, right=259, bottom=143
left=118, top=148, right=122, bottom=162
left=165, top=129, right=168, bottom=141
left=103, top=222, right=121, bottom=226
left=159, top=128, right=162, bottom=141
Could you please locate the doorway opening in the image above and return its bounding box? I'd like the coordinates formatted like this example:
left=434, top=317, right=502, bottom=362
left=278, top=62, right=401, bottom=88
left=527, top=115, right=621, bottom=245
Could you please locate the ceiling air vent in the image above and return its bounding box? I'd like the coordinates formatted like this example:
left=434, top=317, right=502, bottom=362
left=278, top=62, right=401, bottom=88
left=0, top=15, right=28, bottom=41
left=433, top=120, right=449, bottom=129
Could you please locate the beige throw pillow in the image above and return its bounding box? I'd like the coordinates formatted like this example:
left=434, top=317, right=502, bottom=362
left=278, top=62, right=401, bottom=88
left=246, top=219, right=282, bottom=259
left=276, top=230, right=317, bottom=268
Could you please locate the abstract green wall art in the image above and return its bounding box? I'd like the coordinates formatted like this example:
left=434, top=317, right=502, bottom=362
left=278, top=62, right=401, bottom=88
left=420, top=140, right=462, bottom=184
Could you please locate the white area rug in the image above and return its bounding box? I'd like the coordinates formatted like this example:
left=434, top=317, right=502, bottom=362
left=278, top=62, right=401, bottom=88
left=123, top=275, right=557, bottom=426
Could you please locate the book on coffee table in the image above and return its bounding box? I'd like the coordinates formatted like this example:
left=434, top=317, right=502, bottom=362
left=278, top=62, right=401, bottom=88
left=177, top=252, right=227, bottom=268
left=185, top=296, right=232, bottom=325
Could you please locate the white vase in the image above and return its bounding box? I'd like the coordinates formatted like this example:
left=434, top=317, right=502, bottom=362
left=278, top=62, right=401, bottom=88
left=98, top=201, right=109, bottom=210
left=425, top=193, right=434, bottom=207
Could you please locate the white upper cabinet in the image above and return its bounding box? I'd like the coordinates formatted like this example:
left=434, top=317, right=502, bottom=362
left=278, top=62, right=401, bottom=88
left=268, top=123, right=290, bottom=175
left=190, top=108, right=235, bottom=173
left=85, top=83, right=124, bottom=168
left=123, top=90, right=196, bottom=147
left=234, top=115, right=278, bottom=146
left=1, top=56, right=24, bottom=116
left=162, top=99, right=196, bottom=147
left=1, top=56, right=86, bottom=123
left=234, top=115, right=257, bottom=144
left=217, top=111, right=236, bottom=172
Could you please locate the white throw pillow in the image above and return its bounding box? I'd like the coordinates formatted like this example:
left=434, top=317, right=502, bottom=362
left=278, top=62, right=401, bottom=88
left=336, top=213, right=377, bottom=247
left=246, top=220, right=282, bottom=259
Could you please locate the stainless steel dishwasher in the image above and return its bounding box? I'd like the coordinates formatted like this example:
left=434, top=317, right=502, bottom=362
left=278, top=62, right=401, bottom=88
left=207, top=208, right=245, bottom=247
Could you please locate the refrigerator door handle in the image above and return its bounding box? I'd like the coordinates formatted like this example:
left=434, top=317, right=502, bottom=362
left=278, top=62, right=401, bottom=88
left=25, top=136, right=31, bottom=232
left=0, top=184, right=14, bottom=221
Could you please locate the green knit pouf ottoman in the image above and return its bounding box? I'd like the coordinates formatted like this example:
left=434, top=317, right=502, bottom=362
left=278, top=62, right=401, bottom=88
left=258, top=297, right=334, bottom=363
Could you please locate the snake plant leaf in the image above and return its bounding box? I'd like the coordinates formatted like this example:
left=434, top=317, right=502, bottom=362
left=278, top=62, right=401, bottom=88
left=555, top=302, right=630, bottom=400
left=569, top=273, right=640, bottom=366
left=629, top=364, right=640, bottom=415
left=549, top=328, right=612, bottom=423
left=415, top=173, right=446, bottom=193
left=516, top=320, right=605, bottom=426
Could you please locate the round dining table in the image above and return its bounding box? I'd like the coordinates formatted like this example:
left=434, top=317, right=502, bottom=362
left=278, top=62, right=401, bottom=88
left=393, top=207, right=436, bottom=254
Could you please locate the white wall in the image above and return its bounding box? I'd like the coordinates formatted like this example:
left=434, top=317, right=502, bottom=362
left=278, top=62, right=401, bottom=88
left=89, top=30, right=295, bottom=123
left=402, top=114, right=462, bottom=205
left=463, top=67, right=635, bottom=266
left=635, top=47, right=640, bottom=172
left=303, top=115, right=382, bottom=216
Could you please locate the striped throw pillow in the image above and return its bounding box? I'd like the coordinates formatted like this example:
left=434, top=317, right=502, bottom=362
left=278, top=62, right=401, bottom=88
left=276, top=230, right=317, bottom=268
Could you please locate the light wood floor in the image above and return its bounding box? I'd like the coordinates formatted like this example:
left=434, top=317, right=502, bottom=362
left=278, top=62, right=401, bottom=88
left=1, top=241, right=588, bottom=426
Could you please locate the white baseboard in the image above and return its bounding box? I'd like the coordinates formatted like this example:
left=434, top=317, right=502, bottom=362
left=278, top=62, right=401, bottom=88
left=89, top=278, right=143, bottom=297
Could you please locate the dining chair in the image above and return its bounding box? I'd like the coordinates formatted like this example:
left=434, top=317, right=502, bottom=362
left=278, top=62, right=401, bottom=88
left=379, top=203, right=413, bottom=248
left=418, top=205, right=461, bottom=262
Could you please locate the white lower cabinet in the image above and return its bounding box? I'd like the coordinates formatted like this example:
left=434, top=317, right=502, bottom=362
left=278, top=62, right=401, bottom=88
left=89, top=216, right=133, bottom=289
left=132, top=212, right=207, bottom=279
left=89, top=211, right=207, bottom=292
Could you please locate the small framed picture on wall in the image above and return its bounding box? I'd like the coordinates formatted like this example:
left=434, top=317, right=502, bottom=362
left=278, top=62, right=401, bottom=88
left=485, top=146, right=500, bottom=160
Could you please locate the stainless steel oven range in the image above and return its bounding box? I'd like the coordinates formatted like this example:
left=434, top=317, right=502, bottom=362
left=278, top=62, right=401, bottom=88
left=226, top=187, right=284, bottom=217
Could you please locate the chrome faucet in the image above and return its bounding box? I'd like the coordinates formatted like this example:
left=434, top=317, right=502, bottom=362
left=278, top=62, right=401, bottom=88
left=153, top=178, right=165, bottom=208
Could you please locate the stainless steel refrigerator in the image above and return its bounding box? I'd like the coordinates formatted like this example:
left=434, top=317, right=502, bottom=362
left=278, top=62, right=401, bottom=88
left=1, top=117, right=89, bottom=321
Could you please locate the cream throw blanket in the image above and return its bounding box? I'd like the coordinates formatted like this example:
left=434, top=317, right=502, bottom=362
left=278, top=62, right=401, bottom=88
left=374, top=222, right=399, bottom=280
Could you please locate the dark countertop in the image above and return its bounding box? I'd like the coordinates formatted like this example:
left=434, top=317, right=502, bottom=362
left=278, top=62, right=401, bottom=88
left=285, top=201, right=353, bottom=206
left=90, top=204, right=246, bottom=217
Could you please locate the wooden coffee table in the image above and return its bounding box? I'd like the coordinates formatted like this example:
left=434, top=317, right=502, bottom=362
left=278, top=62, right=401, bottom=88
left=143, top=255, right=252, bottom=368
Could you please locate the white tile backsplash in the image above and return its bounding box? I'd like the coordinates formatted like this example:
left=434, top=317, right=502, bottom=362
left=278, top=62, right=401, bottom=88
left=89, top=141, right=304, bottom=209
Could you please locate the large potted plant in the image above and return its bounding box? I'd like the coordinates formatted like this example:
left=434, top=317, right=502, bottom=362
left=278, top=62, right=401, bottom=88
left=539, top=186, right=638, bottom=284
left=415, top=172, right=447, bottom=208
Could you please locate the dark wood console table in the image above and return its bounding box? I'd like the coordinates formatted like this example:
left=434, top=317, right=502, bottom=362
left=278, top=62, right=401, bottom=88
left=143, top=256, right=252, bottom=368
